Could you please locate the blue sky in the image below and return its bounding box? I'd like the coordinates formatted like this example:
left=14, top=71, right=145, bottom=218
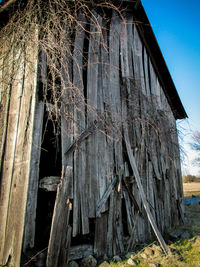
left=142, top=0, right=200, bottom=175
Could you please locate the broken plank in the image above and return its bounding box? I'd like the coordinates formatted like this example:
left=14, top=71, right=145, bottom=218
left=73, top=12, right=89, bottom=236
left=23, top=50, right=45, bottom=252
left=96, top=176, right=117, bottom=217
left=86, top=11, right=102, bottom=218
left=65, top=120, right=100, bottom=156
left=69, top=245, right=93, bottom=261
left=46, top=166, right=72, bottom=267
left=61, top=25, right=74, bottom=199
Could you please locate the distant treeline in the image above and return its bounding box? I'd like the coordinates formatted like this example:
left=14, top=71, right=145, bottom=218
left=182, top=175, right=200, bottom=183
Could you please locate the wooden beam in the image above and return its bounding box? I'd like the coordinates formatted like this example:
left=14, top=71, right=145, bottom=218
left=96, top=176, right=117, bottom=217
left=23, top=50, right=45, bottom=252
left=64, top=120, right=100, bottom=156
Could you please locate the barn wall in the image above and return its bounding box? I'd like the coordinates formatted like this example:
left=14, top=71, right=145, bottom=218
left=0, top=6, right=185, bottom=266
left=31, top=10, right=184, bottom=260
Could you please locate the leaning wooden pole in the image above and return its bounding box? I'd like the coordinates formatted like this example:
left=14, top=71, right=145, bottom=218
left=46, top=166, right=72, bottom=267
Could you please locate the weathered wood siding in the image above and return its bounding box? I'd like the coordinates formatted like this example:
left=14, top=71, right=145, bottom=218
left=0, top=28, right=38, bottom=266
left=0, top=8, right=185, bottom=265
left=58, top=11, right=184, bottom=257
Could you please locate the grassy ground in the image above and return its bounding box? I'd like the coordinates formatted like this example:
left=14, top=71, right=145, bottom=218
left=101, top=183, right=200, bottom=267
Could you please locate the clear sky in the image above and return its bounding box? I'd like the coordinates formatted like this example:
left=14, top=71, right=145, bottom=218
left=142, top=0, right=200, bottom=176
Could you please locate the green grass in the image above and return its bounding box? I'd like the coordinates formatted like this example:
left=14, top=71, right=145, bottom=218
left=99, top=201, right=200, bottom=267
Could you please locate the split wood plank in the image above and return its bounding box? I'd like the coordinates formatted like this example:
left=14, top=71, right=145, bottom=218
left=128, top=24, right=141, bottom=144
left=97, top=24, right=111, bottom=212
left=23, top=50, right=45, bottom=252
left=61, top=25, right=74, bottom=199
left=109, top=11, right=123, bottom=177
left=86, top=11, right=102, bottom=218
left=73, top=12, right=89, bottom=236
left=93, top=24, right=111, bottom=255
left=46, top=166, right=72, bottom=267
left=100, top=19, right=115, bottom=208
left=96, top=176, right=117, bottom=217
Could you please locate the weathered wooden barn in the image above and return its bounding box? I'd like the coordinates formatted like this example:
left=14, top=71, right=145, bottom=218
left=0, top=0, right=187, bottom=266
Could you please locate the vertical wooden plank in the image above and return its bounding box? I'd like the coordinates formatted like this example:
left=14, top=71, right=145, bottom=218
left=133, top=25, right=146, bottom=95
left=107, top=191, right=114, bottom=257
left=0, top=50, right=25, bottom=266
left=97, top=24, right=111, bottom=212
left=109, top=11, right=123, bottom=179
left=94, top=213, right=108, bottom=257
left=101, top=20, right=115, bottom=199
left=143, top=47, right=151, bottom=98
left=0, top=27, right=39, bottom=267
left=0, top=46, right=12, bottom=173
left=61, top=27, right=74, bottom=199
left=73, top=12, right=89, bottom=236
left=23, top=50, right=45, bottom=251
left=46, top=166, right=72, bottom=267
left=86, top=11, right=102, bottom=218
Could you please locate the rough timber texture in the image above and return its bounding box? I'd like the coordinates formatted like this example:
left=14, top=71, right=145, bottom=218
left=0, top=7, right=185, bottom=266
left=59, top=12, right=184, bottom=258
left=0, top=28, right=38, bottom=266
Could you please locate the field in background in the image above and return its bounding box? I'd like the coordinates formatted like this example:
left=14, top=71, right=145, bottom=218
left=183, top=183, right=200, bottom=197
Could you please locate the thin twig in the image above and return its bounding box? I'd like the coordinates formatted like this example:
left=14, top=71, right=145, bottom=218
left=24, top=247, right=48, bottom=266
